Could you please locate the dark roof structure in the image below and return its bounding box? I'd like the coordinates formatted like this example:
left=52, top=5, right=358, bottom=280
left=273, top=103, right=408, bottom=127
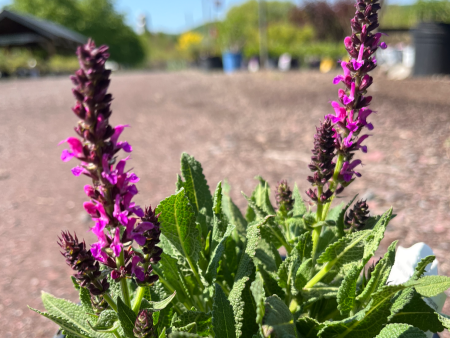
left=0, top=9, right=86, bottom=54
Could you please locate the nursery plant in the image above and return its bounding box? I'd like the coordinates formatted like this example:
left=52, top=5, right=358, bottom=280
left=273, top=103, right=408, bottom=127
left=30, top=0, right=450, bottom=337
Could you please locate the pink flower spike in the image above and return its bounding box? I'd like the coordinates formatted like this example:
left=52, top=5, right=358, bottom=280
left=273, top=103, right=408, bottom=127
left=343, top=132, right=354, bottom=148
left=380, top=42, right=387, bottom=49
left=111, top=124, right=130, bottom=146
left=131, top=256, right=145, bottom=281
left=83, top=201, right=98, bottom=217
left=333, top=75, right=345, bottom=85
left=71, top=166, right=85, bottom=176
left=61, top=149, right=74, bottom=162
left=340, top=160, right=362, bottom=182
left=59, top=137, right=84, bottom=161
left=344, top=36, right=352, bottom=49
left=343, top=82, right=356, bottom=105
left=357, top=135, right=369, bottom=153
left=341, top=61, right=350, bottom=77
left=84, top=185, right=96, bottom=198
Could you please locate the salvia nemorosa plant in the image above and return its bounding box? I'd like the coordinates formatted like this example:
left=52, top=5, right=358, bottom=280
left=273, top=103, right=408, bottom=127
left=30, top=1, right=450, bottom=337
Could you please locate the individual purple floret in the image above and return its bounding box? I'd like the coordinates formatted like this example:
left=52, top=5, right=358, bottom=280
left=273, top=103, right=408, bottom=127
left=58, top=40, right=158, bottom=286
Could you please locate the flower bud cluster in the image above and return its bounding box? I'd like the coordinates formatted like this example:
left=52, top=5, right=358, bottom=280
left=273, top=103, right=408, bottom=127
left=306, top=0, right=386, bottom=202
left=276, top=180, right=294, bottom=212
left=58, top=231, right=109, bottom=295
left=344, top=199, right=370, bottom=231
left=134, top=310, right=156, bottom=338
left=58, top=40, right=161, bottom=289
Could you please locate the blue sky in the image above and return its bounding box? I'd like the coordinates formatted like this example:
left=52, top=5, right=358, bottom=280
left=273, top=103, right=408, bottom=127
left=1, top=0, right=415, bottom=34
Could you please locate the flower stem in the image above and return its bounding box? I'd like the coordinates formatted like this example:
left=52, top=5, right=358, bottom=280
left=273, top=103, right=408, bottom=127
left=304, top=261, right=332, bottom=289
left=132, top=286, right=146, bottom=314
left=117, top=252, right=131, bottom=308
left=102, top=292, right=118, bottom=312
left=311, top=187, right=324, bottom=263
left=321, top=153, right=345, bottom=220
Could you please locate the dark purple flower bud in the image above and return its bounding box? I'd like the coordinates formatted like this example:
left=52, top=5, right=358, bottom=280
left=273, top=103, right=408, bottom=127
left=368, top=22, right=379, bottom=32
left=275, top=180, right=294, bottom=212
left=134, top=309, right=156, bottom=338
left=344, top=199, right=370, bottom=231
left=57, top=231, right=109, bottom=295
left=306, top=188, right=318, bottom=202
left=351, top=34, right=361, bottom=45
left=351, top=18, right=362, bottom=32
left=359, top=74, right=373, bottom=91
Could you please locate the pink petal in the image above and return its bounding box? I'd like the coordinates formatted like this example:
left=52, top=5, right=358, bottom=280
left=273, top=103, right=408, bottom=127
left=61, top=149, right=74, bottom=162
left=71, top=166, right=84, bottom=176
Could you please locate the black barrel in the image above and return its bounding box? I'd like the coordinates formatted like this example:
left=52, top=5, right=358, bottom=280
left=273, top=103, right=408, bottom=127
left=413, top=22, right=450, bottom=76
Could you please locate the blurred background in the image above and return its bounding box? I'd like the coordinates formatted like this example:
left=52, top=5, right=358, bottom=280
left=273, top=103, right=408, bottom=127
left=0, top=0, right=450, bottom=337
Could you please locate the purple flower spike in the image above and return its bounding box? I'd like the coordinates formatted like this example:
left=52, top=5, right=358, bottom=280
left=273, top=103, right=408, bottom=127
left=352, top=43, right=365, bottom=71
left=340, top=160, right=362, bottom=182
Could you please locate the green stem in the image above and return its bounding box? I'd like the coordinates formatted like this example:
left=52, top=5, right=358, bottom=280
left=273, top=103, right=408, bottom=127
left=102, top=292, right=118, bottom=312
left=304, top=262, right=333, bottom=289
left=186, top=255, right=204, bottom=291
left=311, top=187, right=324, bottom=262
left=112, top=330, right=121, bottom=338
left=117, top=252, right=131, bottom=308
left=321, top=153, right=345, bottom=221
left=132, top=286, right=146, bottom=314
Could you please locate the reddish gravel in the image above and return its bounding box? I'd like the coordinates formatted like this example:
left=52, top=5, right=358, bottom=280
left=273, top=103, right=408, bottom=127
left=1, top=70, right=450, bottom=337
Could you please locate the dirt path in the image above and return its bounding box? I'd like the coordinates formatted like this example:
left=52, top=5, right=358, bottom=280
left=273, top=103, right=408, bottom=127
left=0, top=71, right=449, bottom=337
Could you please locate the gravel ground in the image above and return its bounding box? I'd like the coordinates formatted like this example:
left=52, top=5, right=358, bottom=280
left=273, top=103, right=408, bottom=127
left=1, top=70, right=450, bottom=337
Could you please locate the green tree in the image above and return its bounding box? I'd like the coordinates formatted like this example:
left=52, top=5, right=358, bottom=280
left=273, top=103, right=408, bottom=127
left=10, top=0, right=145, bottom=65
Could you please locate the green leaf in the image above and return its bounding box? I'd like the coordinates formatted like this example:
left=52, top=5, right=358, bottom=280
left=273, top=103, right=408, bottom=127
left=362, top=209, right=393, bottom=262
left=375, top=324, right=427, bottom=338
left=176, top=173, right=184, bottom=191
left=79, top=287, right=94, bottom=315
left=156, top=188, right=201, bottom=263
left=117, top=297, right=137, bottom=338
left=277, top=251, right=300, bottom=290
left=243, top=192, right=285, bottom=249
left=91, top=310, right=118, bottom=330
left=327, top=202, right=345, bottom=223
left=294, top=258, right=314, bottom=290
left=410, top=255, right=436, bottom=281
left=436, top=312, right=450, bottom=330
left=411, top=275, right=450, bottom=297
left=295, top=232, right=312, bottom=262
left=172, top=310, right=212, bottom=336
left=316, top=230, right=369, bottom=266
left=301, top=283, right=339, bottom=300
left=389, top=288, right=444, bottom=333
left=222, top=181, right=247, bottom=242
left=206, top=223, right=236, bottom=285
left=262, top=295, right=298, bottom=338
left=40, top=292, right=100, bottom=338
left=29, top=306, right=92, bottom=338
left=212, top=182, right=228, bottom=250
left=292, top=184, right=307, bottom=217
left=159, top=327, right=167, bottom=338
left=229, top=217, right=270, bottom=337
left=319, top=285, right=408, bottom=338
left=71, top=276, right=81, bottom=290
left=152, top=253, right=190, bottom=303
left=172, top=322, right=198, bottom=333
left=357, top=241, right=397, bottom=303
left=254, top=237, right=283, bottom=273
left=337, top=262, right=363, bottom=315
left=169, top=333, right=201, bottom=338
left=251, top=272, right=266, bottom=326
left=296, top=317, right=322, bottom=338
left=213, top=284, right=237, bottom=338
left=180, top=152, right=213, bottom=218
left=335, top=195, right=358, bottom=238
left=146, top=291, right=176, bottom=311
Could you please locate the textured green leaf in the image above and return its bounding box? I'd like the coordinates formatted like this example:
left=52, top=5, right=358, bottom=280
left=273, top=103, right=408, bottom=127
left=71, top=276, right=81, bottom=290
left=254, top=236, right=282, bottom=273
left=277, top=250, right=300, bottom=291
left=315, top=227, right=338, bottom=260
left=316, top=230, right=369, bottom=266
left=410, top=256, right=436, bottom=281
left=296, top=317, right=322, bottom=338
left=253, top=176, right=276, bottom=215
left=337, top=262, right=364, bottom=315
left=213, top=284, right=237, bottom=338
left=153, top=253, right=190, bottom=303
left=117, top=297, right=137, bottom=338
left=206, top=223, right=235, bottom=285
left=156, top=188, right=201, bottom=263
left=159, top=327, right=167, bottom=338
left=79, top=287, right=94, bottom=315
left=148, top=291, right=176, bottom=311
left=180, top=152, right=213, bottom=218
left=362, top=209, right=393, bottom=262
left=262, top=295, right=298, bottom=338
left=91, top=310, right=118, bottom=330
left=40, top=292, right=101, bottom=338
left=375, top=324, right=427, bottom=338
left=327, top=202, right=345, bottom=223
left=301, top=283, right=339, bottom=300
left=357, top=241, right=397, bottom=303
left=251, top=272, right=266, bottom=326
left=29, top=306, right=92, bottom=338
left=212, top=182, right=227, bottom=250
left=295, top=232, right=312, bottom=262
left=389, top=288, right=444, bottom=332
left=172, top=322, right=198, bottom=333
left=243, top=192, right=285, bottom=249
left=222, top=181, right=247, bottom=242
left=169, top=333, right=201, bottom=338
left=172, top=310, right=211, bottom=336
left=436, top=312, right=450, bottom=330
left=292, top=184, right=307, bottom=217
left=319, top=285, right=407, bottom=338
left=411, top=275, right=450, bottom=297
left=229, top=217, right=270, bottom=337
left=260, top=269, right=286, bottom=299
left=335, top=195, right=358, bottom=238
left=294, top=258, right=314, bottom=290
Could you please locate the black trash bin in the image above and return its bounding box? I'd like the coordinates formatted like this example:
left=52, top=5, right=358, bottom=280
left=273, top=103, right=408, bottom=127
left=413, top=22, right=450, bottom=76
